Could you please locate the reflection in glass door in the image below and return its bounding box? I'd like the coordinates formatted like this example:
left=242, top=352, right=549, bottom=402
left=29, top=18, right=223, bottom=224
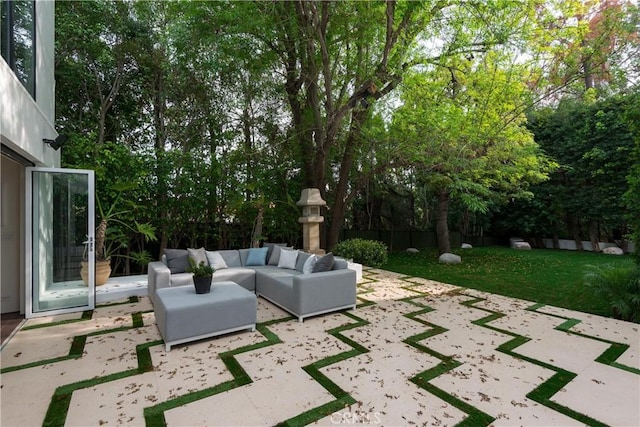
left=27, top=168, right=95, bottom=317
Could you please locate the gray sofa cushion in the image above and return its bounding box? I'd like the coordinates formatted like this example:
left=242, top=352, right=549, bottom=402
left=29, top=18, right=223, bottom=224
left=213, top=267, right=256, bottom=292
left=312, top=252, right=334, bottom=273
left=263, top=243, right=287, bottom=263
left=219, top=250, right=242, bottom=268
left=164, top=249, right=189, bottom=274
left=333, top=258, right=348, bottom=270
left=171, top=272, right=194, bottom=288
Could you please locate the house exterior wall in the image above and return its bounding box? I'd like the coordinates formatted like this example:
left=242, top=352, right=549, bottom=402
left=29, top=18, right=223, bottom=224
left=1, top=0, right=58, bottom=167
left=1, top=0, right=57, bottom=315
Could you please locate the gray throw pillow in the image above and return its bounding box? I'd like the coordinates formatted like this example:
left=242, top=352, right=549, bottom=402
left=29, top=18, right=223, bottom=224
left=312, top=252, right=335, bottom=273
left=164, top=249, right=189, bottom=274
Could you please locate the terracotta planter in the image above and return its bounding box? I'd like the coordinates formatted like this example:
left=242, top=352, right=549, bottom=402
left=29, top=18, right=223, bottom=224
left=80, top=260, right=112, bottom=286
left=193, top=276, right=212, bottom=294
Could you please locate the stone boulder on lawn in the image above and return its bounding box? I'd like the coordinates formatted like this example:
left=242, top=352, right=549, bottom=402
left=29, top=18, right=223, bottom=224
left=602, top=246, right=624, bottom=255
left=513, top=241, right=531, bottom=250
left=439, top=253, right=462, bottom=264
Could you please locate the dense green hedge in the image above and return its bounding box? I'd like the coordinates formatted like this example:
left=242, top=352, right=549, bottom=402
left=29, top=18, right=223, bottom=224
left=333, top=238, right=388, bottom=268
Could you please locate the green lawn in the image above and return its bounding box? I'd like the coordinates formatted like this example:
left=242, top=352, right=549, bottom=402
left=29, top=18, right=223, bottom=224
left=382, top=246, right=633, bottom=317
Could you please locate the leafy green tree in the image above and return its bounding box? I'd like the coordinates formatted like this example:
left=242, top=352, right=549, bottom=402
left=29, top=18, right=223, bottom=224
left=391, top=53, right=553, bottom=254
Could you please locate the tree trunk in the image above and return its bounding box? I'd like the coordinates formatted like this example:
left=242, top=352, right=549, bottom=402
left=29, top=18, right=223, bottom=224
left=326, top=108, right=368, bottom=250
left=251, top=204, right=264, bottom=248
left=589, top=220, right=600, bottom=252
left=568, top=214, right=584, bottom=251
left=435, top=190, right=451, bottom=255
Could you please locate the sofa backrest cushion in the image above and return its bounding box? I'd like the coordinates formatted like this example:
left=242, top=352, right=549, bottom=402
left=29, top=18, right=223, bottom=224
left=164, top=249, right=189, bottom=274
left=312, top=252, right=334, bottom=273
left=268, top=245, right=292, bottom=266
left=332, top=258, right=348, bottom=270
left=206, top=250, right=229, bottom=270
left=295, top=251, right=312, bottom=273
left=263, top=242, right=287, bottom=264
left=219, top=250, right=242, bottom=268
left=245, top=247, right=269, bottom=266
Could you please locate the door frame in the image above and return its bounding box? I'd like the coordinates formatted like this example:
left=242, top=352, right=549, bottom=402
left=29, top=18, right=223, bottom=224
left=25, top=167, right=95, bottom=318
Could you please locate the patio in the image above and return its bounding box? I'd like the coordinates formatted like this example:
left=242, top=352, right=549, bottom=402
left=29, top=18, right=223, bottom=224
left=1, top=268, right=638, bottom=426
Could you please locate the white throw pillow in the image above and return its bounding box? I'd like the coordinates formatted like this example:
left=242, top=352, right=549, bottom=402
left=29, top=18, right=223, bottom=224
left=302, top=254, right=318, bottom=274
left=187, top=247, right=208, bottom=267
left=277, top=249, right=299, bottom=270
left=205, top=250, right=228, bottom=270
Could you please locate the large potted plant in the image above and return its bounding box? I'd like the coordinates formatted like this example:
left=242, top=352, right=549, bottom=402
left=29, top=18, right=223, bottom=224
left=187, top=260, right=215, bottom=294
left=81, top=189, right=156, bottom=285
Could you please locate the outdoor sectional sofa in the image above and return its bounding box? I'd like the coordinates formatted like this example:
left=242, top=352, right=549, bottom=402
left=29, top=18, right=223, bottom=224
left=148, top=244, right=357, bottom=322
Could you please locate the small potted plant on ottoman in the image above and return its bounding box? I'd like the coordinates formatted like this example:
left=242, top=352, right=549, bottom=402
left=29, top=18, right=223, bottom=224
left=187, top=260, right=215, bottom=294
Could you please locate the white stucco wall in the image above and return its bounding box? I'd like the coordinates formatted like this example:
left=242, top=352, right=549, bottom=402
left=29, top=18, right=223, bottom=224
left=0, top=0, right=58, bottom=167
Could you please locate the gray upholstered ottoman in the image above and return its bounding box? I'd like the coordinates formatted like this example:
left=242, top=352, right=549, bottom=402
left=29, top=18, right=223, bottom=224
left=154, top=281, right=257, bottom=351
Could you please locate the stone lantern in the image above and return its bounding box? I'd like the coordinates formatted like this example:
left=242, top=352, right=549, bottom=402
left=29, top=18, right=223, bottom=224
left=297, top=188, right=326, bottom=255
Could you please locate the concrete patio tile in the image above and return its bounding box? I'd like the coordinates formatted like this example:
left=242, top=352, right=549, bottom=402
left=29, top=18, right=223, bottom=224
left=256, top=297, right=290, bottom=322
left=321, top=351, right=467, bottom=426
left=235, top=316, right=354, bottom=382
left=65, top=371, right=158, bottom=427
left=486, top=309, right=569, bottom=337
left=0, top=324, right=77, bottom=368
left=430, top=353, right=582, bottom=426
left=2, top=272, right=639, bottom=427
left=0, top=366, right=61, bottom=426
left=553, top=362, right=640, bottom=426
left=79, top=325, right=160, bottom=374
left=514, top=330, right=610, bottom=372
left=165, top=370, right=333, bottom=426
left=150, top=330, right=264, bottom=400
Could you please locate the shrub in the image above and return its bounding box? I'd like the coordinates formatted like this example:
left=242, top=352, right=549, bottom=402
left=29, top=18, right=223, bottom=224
left=333, top=238, right=388, bottom=268
left=584, top=262, right=640, bottom=323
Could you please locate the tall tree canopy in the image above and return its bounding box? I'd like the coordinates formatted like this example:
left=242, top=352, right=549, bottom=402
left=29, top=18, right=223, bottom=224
left=56, top=0, right=640, bottom=257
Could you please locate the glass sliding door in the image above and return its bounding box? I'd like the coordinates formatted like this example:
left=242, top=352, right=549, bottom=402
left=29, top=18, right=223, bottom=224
left=26, top=168, right=95, bottom=317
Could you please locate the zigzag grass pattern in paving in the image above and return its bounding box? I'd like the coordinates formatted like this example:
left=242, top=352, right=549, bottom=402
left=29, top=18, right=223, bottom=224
left=1, top=271, right=639, bottom=426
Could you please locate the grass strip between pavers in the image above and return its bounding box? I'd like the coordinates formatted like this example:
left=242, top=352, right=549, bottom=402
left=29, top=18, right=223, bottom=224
left=276, top=310, right=370, bottom=426
left=462, top=296, right=609, bottom=427
left=142, top=317, right=292, bottom=427
left=526, top=304, right=640, bottom=375
left=1, top=312, right=148, bottom=374
left=42, top=339, right=161, bottom=427
left=400, top=294, right=496, bottom=426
